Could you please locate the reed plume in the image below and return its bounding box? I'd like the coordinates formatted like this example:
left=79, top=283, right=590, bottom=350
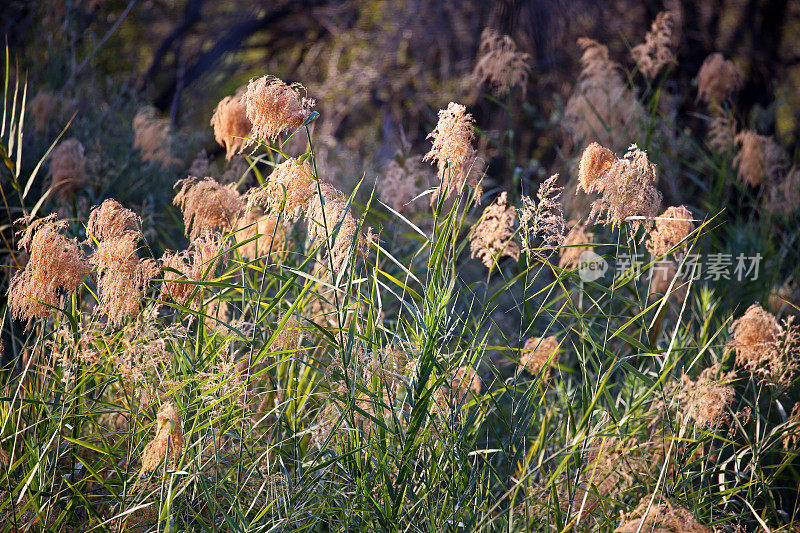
left=424, top=102, right=482, bottom=203
left=46, top=138, right=88, bottom=202
left=173, top=177, right=244, bottom=239
left=234, top=210, right=286, bottom=261
left=696, top=53, right=743, bottom=104
left=519, top=336, right=560, bottom=380
left=29, top=89, right=59, bottom=132
left=133, top=107, right=176, bottom=166
left=87, top=199, right=157, bottom=326
left=646, top=205, right=694, bottom=257
left=243, top=75, right=315, bottom=144
left=518, top=174, right=566, bottom=251
left=559, top=221, right=594, bottom=270
left=616, top=495, right=711, bottom=533
left=631, top=11, right=678, bottom=78
left=470, top=191, right=519, bottom=269
left=306, top=181, right=361, bottom=271
left=733, top=131, right=788, bottom=187
left=246, top=158, right=315, bottom=221
left=8, top=215, right=87, bottom=326
left=473, top=28, right=531, bottom=96
left=140, top=402, right=184, bottom=473
left=211, top=87, right=252, bottom=160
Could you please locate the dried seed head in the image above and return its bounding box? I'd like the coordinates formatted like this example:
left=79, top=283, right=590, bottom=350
left=518, top=174, right=567, bottom=251
left=87, top=199, right=156, bottom=325
left=234, top=210, right=285, bottom=260
left=473, top=28, right=531, bottom=96
left=706, top=108, right=737, bottom=153
left=243, top=75, right=314, bottom=144
left=47, top=138, right=87, bottom=201
left=646, top=205, right=694, bottom=256
left=733, top=131, right=788, bottom=187
left=519, top=336, right=560, bottom=379
left=648, top=260, right=687, bottom=301
left=160, top=233, right=224, bottom=307
left=616, top=495, right=711, bottom=533
left=470, top=192, right=519, bottom=269
left=29, top=89, right=60, bottom=132
left=306, top=181, right=361, bottom=271
left=273, top=315, right=303, bottom=352
left=247, top=158, right=315, bottom=221
left=133, top=107, right=176, bottom=166
left=578, top=143, right=662, bottom=234
left=381, top=156, right=428, bottom=213
left=696, top=53, right=743, bottom=104
left=731, top=304, right=781, bottom=372
left=8, top=215, right=87, bottom=326
left=764, top=168, right=800, bottom=216
left=210, top=87, right=252, bottom=160
left=564, top=38, right=644, bottom=148
left=559, top=221, right=594, bottom=270
left=675, top=365, right=735, bottom=427
left=173, top=177, right=244, bottom=239
left=578, top=142, right=616, bottom=193
left=631, top=11, right=678, bottom=78
left=423, top=102, right=483, bottom=203
left=141, top=402, right=183, bottom=474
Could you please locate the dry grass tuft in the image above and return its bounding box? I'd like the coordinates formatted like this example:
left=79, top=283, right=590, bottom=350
left=696, top=53, right=743, bottom=104
left=246, top=158, right=315, bottom=221
left=473, top=28, right=531, bottom=96
left=211, top=87, right=252, bottom=160
left=380, top=155, right=428, bottom=213
left=46, top=138, right=88, bottom=201
left=424, top=102, right=482, bottom=203
left=243, top=75, right=315, bottom=144
left=141, top=402, right=184, bottom=474
left=173, top=177, right=244, bottom=239
left=160, top=233, right=224, bottom=307
left=631, top=11, right=678, bottom=78
left=646, top=205, right=694, bottom=257
left=8, top=215, right=87, bottom=326
left=29, top=89, right=60, bottom=132
left=519, top=336, right=560, bottom=379
left=470, top=191, right=519, bottom=269
left=675, top=365, right=735, bottom=427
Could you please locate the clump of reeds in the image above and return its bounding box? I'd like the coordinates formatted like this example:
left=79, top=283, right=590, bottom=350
left=631, top=11, right=678, bottom=78
left=173, top=177, right=244, bottom=239
left=472, top=28, right=531, bottom=96
left=470, top=191, right=519, bottom=269
left=696, top=53, right=742, bottom=105
left=423, top=102, right=482, bottom=203
left=46, top=138, right=88, bottom=202
left=8, top=214, right=87, bottom=326
left=243, top=75, right=315, bottom=144
left=577, top=142, right=663, bottom=234
left=733, top=130, right=788, bottom=187
left=160, top=232, right=224, bottom=307
left=646, top=205, right=694, bottom=257
left=210, top=87, right=252, bottom=160
left=86, top=199, right=158, bottom=325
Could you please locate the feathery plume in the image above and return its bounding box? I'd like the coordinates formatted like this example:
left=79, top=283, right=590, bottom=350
left=577, top=143, right=662, bottom=234
left=381, top=155, right=428, bottom=213
left=243, top=75, right=314, bottom=144
left=306, top=181, right=361, bottom=271
left=210, top=87, right=252, bottom=160
left=733, top=131, right=788, bottom=187
left=648, top=260, right=687, bottom=301
left=46, top=138, right=88, bottom=201
left=470, top=191, right=519, bottom=269
left=564, top=38, right=644, bottom=149
left=133, top=107, right=176, bottom=166
left=578, top=142, right=616, bottom=193
left=696, top=53, right=743, bottom=104
left=29, top=89, right=59, bottom=132
left=246, top=158, right=315, bottom=221
left=424, top=102, right=482, bottom=203
left=631, top=11, right=678, bottom=78
left=519, top=336, right=560, bottom=379
left=473, top=28, right=531, bottom=96
left=646, top=205, right=694, bottom=256
left=559, top=221, right=594, bottom=270
left=518, top=174, right=567, bottom=251
left=87, top=199, right=157, bottom=325
left=173, top=177, right=244, bottom=239
left=729, top=305, right=800, bottom=386
left=616, top=496, right=711, bottom=533
left=8, top=215, right=87, bottom=326
left=141, top=402, right=184, bottom=473
left=234, top=210, right=285, bottom=260
left=764, top=168, right=800, bottom=216
left=675, top=365, right=735, bottom=427
left=706, top=107, right=737, bottom=153
left=160, top=233, right=224, bottom=307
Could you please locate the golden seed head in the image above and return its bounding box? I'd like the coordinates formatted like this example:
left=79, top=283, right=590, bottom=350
left=631, top=11, right=678, bottom=79
left=646, top=205, right=694, bottom=257
left=173, top=177, right=244, bottom=239
left=559, top=221, right=594, bottom=270
left=141, top=402, right=183, bottom=474
left=519, top=335, right=560, bottom=379
left=697, top=53, right=743, bottom=104
left=733, top=130, right=788, bottom=187
left=243, top=75, right=314, bottom=144
left=210, top=87, right=252, bottom=160
left=473, top=28, right=531, bottom=96
left=133, top=106, right=176, bottom=166
left=47, top=138, right=88, bottom=202
left=470, top=191, right=519, bottom=269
